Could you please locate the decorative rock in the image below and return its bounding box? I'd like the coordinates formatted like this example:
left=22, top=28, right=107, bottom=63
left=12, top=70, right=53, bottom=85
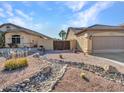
left=2, top=66, right=52, bottom=92
left=33, top=53, right=40, bottom=58
left=0, top=89, right=3, bottom=92
left=2, top=56, right=124, bottom=92
left=24, top=79, right=30, bottom=82
left=44, top=58, right=124, bottom=86
left=104, top=65, right=118, bottom=73
left=116, top=80, right=122, bottom=83
left=20, top=83, right=26, bottom=87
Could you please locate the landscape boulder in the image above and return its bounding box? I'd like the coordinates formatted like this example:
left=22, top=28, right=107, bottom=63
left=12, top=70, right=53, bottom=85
left=104, top=65, right=118, bottom=73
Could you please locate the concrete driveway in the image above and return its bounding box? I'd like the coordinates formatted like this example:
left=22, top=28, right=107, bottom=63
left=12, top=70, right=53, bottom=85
left=93, top=53, right=124, bottom=63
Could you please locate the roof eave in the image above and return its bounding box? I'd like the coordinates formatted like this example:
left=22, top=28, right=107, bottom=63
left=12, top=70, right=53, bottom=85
left=76, top=28, right=124, bottom=35
left=0, top=23, right=53, bottom=40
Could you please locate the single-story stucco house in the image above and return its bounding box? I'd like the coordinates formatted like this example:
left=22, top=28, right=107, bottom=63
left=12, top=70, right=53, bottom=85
left=66, top=24, right=124, bottom=54
left=0, top=23, right=54, bottom=50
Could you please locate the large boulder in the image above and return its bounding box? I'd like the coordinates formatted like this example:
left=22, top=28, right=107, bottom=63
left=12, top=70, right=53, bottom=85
left=104, top=65, right=118, bottom=73
left=32, top=53, right=40, bottom=58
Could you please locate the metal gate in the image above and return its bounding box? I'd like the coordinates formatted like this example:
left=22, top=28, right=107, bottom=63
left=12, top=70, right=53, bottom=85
left=53, top=40, right=70, bottom=50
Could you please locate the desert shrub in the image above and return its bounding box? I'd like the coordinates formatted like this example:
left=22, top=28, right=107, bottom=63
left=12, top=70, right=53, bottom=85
left=4, top=58, right=28, bottom=71
left=59, top=54, right=63, bottom=59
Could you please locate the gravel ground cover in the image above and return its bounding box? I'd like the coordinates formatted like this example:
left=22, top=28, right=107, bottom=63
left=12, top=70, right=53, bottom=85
left=45, top=51, right=124, bottom=73
left=52, top=66, right=124, bottom=92
left=1, top=61, right=67, bottom=92
left=1, top=50, right=124, bottom=92
left=0, top=53, right=67, bottom=92
left=0, top=56, right=48, bottom=89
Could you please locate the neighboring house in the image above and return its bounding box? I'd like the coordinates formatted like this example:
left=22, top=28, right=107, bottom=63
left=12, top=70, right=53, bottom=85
left=0, top=23, right=53, bottom=50
left=66, top=24, right=124, bottom=54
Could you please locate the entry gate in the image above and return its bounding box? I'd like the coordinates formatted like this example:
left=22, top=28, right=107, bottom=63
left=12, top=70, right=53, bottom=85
left=53, top=40, right=70, bottom=50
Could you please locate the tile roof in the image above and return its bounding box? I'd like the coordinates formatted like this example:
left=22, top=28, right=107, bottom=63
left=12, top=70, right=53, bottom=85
left=87, top=24, right=124, bottom=29
left=66, top=27, right=86, bottom=39
left=75, top=24, right=124, bottom=35
left=67, top=27, right=86, bottom=34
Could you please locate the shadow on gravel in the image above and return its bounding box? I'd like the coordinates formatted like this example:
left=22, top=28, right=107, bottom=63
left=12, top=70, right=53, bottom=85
left=1, top=66, right=27, bottom=74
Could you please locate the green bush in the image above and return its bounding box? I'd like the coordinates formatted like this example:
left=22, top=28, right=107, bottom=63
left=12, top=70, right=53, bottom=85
left=4, top=58, right=28, bottom=71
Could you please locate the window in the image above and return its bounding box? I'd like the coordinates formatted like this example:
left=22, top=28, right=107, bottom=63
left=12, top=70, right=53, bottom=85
left=12, top=35, right=20, bottom=44
left=6, top=26, right=10, bottom=29
left=6, top=26, right=11, bottom=30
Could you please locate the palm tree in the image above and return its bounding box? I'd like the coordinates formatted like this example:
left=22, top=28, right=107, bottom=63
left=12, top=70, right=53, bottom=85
left=59, top=30, right=66, bottom=40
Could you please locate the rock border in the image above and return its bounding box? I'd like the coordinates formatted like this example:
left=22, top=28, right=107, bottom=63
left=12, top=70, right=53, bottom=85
left=1, top=61, right=68, bottom=92
left=47, top=64, right=68, bottom=92
left=44, top=58, right=124, bottom=86
left=1, top=66, right=52, bottom=92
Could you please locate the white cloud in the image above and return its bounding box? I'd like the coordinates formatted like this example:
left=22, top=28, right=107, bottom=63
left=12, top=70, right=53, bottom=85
left=3, top=3, right=13, bottom=16
left=0, top=12, right=5, bottom=18
left=7, top=17, right=27, bottom=27
left=15, top=9, right=32, bottom=20
left=65, top=1, right=87, bottom=12
left=29, top=23, right=43, bottom=31
left=0, top=8, right=5, bottom=17
left=7, top=15, right=43, bottom=32
left=0, top=2, right=44, bottom=33
left=65, top=1, right=114, bottom=27
left=22, top=1, right=32, bottom=6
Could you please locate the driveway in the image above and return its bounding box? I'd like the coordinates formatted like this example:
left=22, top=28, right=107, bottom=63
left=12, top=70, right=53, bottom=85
left=93, top=53, right=124, bottom=63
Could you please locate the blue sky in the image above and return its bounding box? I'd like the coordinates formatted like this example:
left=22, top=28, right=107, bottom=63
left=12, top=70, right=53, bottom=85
left=0, top=1, right=124, bottom=38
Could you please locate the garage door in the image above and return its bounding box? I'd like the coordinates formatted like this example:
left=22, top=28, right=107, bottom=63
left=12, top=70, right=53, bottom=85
left=92, top=36, right=124, bottom=53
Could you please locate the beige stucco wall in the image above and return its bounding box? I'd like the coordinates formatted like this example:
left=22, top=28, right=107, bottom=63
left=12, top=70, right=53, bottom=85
left=70, top=40, right=76, bottom=50
left=66, top=31, right=88, bottom=52
left=0, top=25, right=17, bottom=32
left=5, top=31, right=53, bottom=50
left=66, top=31, right=77, bottom=50
left=66, top=31, right=77, bottom=40
left=76, top=33, right=89, bottom=53
left=38, top=39, right=53, bottom=50
left=67, top=30, right=124, bottom=54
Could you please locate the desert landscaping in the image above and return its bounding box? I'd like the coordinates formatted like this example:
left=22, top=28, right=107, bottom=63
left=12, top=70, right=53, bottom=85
left=0, top=49, right=124, bottom=92
left=53, top=67, right=124, bottom=92
left=1, top=1, right=124, bottom=92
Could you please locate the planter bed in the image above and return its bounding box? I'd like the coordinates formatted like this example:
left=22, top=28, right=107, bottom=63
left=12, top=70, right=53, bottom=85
left=0, top=56, right=48, bottom=89
left=52, top=67, right=124, bottom=92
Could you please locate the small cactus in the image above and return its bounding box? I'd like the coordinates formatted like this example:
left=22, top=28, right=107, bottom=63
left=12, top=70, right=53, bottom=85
left=80, top=72, right=86, bottom=78
left=80, top=72, right=89, bottom=82
left=59, top=54, right=63, bottom=59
